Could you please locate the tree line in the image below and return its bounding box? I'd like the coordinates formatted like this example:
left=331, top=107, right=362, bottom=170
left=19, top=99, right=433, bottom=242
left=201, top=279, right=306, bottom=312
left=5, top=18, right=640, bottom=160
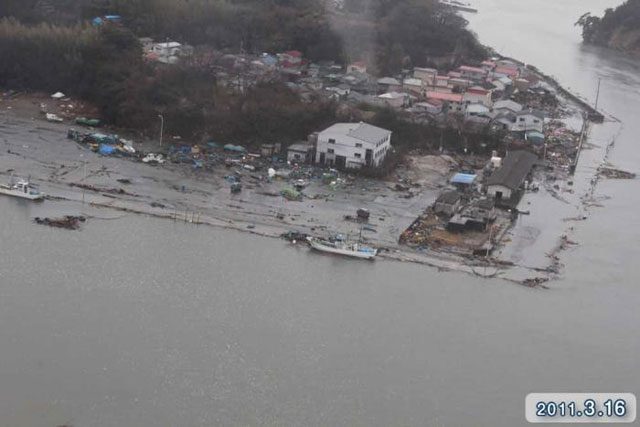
left=576, top=0, right=640, bottom=50
left=0, top=0, right=492, bottom=151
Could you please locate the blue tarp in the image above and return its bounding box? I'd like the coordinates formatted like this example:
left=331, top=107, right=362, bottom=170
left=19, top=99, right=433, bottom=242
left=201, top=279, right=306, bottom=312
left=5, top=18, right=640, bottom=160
left=261, top=55, right=278, bottom=66
left=223, top=144, right=246, bottom=152
left=451, top=173, right=477, bottom=185
left=207, top=141, right=217, bottom=148
left=99, top=144, right=117, bottom=155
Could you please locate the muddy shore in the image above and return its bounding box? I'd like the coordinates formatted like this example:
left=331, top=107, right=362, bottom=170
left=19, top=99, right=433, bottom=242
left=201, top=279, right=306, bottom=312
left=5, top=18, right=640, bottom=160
left=0, top=89, right=617, bottom=284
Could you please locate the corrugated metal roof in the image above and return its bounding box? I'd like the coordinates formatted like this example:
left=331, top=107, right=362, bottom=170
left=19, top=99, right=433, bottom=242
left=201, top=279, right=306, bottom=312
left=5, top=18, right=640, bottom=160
left=377, top=77, right=400, bottom=85
left=348, top=123, right=392, bottom=144
left=321, top=123, right=391, bottom=144
left=403, top=78, right=423, bottom=86
left=451, top=173, right=477, bottom=185
left=487, top=150, right=538, bottom=190
left=494, top=100, right=523, bottom=112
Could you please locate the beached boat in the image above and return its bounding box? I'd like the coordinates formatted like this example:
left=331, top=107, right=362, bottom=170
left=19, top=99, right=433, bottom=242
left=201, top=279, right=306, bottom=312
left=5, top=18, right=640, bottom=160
left=439, top=0, right=478, bottom=13
left=0, top=178, right=44, bottom=201
left=306, top=236, right=378, bottom=260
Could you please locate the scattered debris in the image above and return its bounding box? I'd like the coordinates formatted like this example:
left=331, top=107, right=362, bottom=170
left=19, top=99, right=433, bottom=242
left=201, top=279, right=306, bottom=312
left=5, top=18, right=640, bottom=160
left=45, top=113, right=63, bottom=123
left=142, top=153, right=165, bottom=164
left=281, top=231, right=309, bottom=243
left=281, top=187, right=302, bottom=201
left=599, top=167, right=636, bottom=179
left=75, top=117, right=101, bottom=127
left=522, top=277, right=549, bottom=288
left=69, top=183, right=137, bottom=196
left=34, top=216, right=85, bottom=230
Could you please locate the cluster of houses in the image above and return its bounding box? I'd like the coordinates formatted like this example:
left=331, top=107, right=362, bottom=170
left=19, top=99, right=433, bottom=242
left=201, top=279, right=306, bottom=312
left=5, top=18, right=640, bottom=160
left=428, top=149, right=539, bottom=246
left=375, top=59, right=544, bottom=126
left=137, top=41, right=549, bottom=145
left=258, top=54, right=550, bottom=142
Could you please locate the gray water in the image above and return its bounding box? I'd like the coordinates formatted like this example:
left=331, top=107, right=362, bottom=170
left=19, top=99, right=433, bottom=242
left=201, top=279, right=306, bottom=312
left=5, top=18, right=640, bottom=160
left=1, top=1, right=639, bottom=426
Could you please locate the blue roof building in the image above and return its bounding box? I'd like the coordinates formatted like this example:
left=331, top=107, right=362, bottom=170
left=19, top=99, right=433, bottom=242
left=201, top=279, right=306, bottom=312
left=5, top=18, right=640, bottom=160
left=451, top=173, right=477, bottom=186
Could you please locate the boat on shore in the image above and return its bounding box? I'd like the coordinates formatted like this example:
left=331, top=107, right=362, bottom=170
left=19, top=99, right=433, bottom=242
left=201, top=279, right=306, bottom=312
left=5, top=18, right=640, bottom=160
left=306, top=236, right=378, bottom=260
left=0, top=178, right=45, bottom=201
left=439, top=0, right=478, bottom=13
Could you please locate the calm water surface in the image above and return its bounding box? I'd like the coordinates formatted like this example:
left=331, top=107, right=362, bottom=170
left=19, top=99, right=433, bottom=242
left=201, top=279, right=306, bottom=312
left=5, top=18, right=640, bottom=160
left=1, top=1, right=639, bottom=426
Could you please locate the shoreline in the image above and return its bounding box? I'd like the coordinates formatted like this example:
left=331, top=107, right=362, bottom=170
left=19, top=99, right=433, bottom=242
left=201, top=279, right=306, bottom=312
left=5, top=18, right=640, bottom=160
left=0, top=67, right=618, bottom=286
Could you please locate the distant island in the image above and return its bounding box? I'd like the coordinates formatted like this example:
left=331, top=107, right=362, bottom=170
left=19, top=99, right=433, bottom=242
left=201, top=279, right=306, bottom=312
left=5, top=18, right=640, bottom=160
left=576, top=0, right=640, bottom=55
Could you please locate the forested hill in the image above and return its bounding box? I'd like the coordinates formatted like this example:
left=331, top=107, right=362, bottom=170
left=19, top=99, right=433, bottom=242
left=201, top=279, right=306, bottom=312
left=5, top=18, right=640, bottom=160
left=0, top=0, right=486, bottom=142
left=0, top=0, right=486, bottom=68
left=576, top=0, right=640, bottom=55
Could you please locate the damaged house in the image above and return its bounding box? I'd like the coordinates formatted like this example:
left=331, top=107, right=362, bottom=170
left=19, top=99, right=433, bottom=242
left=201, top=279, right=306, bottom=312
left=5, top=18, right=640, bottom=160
left=486, top=150, right=538, bottom=206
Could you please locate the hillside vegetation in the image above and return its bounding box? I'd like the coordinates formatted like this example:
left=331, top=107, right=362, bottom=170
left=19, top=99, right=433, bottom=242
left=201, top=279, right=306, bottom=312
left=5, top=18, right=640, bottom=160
left=0, top=0, right=488, bottom=147
left=576, top=0, right=640, bottom=54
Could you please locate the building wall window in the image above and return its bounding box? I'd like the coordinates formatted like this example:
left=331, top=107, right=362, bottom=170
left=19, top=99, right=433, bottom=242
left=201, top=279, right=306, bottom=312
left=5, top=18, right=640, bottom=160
left=327, top=148, right=334, bottom=154
left=328, top=138, right=336, bottom=144
left=354, top=153, right=361, bottom=158
left=355, top=143, right=362, bottom=148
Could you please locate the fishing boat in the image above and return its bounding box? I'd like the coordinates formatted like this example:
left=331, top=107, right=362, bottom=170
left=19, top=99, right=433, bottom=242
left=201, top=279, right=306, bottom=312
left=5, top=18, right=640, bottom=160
left=0, top=178, right=45, bottom=201
left=306, top=236, right=378, bottom=260
left=438, top=0, right=478, bottom=13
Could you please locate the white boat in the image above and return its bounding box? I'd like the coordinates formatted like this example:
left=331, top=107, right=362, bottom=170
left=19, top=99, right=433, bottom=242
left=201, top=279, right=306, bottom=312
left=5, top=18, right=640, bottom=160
left=439, top=0, right=478, bottom=13
left=306, top=236, right=378, bottom=260
left=0, top=178, right=45, bottom=201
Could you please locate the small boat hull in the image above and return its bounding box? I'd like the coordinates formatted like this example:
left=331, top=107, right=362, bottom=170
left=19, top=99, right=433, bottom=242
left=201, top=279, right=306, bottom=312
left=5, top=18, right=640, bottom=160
left=0, top=182, right=45, bottom=201
left=306, top=237, right=378, bottom=260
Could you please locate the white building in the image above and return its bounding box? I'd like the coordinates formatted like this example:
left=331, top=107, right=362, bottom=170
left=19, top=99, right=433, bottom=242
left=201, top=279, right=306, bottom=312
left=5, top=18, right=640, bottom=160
left=463, top=88, right=493, bottom=107
left=492, top=99, right=523, bottom=115
left=287, top=142, right=314, bottom=164
left=512, top=110, right=544, bottom=132
left=459, top=65, right=488, bottom=81
left=465, top=103, right=491, bottom=123
left=377, top=77, right=401, bottom=92
left=377, top=91, right=411, bottom=108
left=486, top=150, right=538, bottom=203
left=151, top=42, right=192, bottom=64
left=347, top=61, right=367, bottom=74
left=315, top=123, right=392, bottom=169
left=403, top=78, right=424, bottom=96
left=413, top=99, right=443, bottom=115
left=413, top=67, right=437, bottom=85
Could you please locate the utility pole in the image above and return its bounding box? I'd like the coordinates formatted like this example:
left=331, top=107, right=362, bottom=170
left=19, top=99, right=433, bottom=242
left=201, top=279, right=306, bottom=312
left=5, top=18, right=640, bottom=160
left=594, top=78, right=602, bottom=111
left=158, top=114, right=164, bottom=149
left=82, top=160, right=87, bottom=205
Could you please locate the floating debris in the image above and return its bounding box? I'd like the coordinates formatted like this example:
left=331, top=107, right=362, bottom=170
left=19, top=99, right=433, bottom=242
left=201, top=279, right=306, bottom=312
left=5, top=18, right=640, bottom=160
left=599, top=167, right=636, bottom=179
left=522, top=277, right=549, bottom=288
left=69, top=183, right=137, bottom=196
left=34, top=216, right=86, bottom=230
left=281, top=231, right=309, bottom=243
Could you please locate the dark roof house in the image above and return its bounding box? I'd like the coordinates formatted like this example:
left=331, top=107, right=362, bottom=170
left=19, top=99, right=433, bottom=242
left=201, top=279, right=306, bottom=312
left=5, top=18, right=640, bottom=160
left=487, top=150, right=538, bottom=191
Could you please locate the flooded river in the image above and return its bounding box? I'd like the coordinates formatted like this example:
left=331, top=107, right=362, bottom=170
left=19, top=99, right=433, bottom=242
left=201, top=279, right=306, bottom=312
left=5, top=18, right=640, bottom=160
left=1, top=0, right=639, bottom=425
